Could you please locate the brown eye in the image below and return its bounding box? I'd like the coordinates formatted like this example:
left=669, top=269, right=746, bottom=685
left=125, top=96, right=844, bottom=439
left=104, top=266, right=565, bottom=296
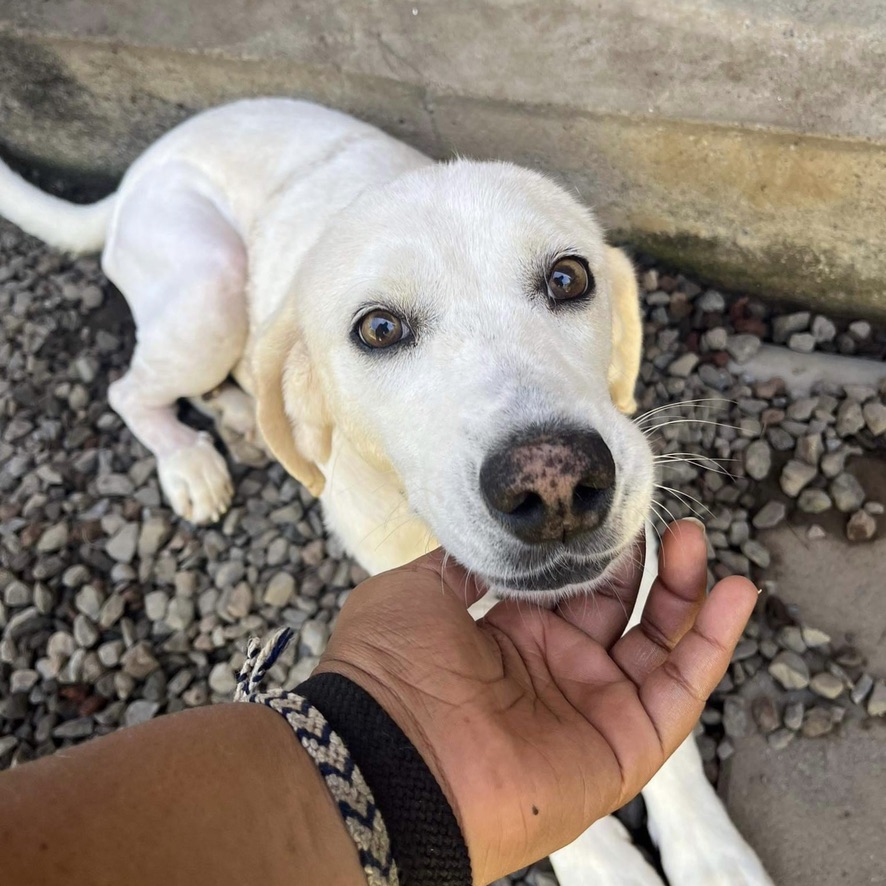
left=357, top=310, right=410, bottom=349
left=547, top=257, right=593, bottom=302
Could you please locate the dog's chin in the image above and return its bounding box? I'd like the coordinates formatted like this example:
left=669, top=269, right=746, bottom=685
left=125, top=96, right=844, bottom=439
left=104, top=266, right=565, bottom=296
left=481, top=547, right=628, bottom=602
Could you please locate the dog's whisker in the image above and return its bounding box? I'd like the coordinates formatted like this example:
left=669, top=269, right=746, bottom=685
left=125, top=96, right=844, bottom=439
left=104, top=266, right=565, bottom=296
left=634, top=397, right=735, bottom=426
left=655, top=484, right=716, bottom=522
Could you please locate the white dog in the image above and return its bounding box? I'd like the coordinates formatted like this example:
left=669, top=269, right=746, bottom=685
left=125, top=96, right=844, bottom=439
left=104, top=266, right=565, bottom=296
left=0, top=98, right=772, bottom=884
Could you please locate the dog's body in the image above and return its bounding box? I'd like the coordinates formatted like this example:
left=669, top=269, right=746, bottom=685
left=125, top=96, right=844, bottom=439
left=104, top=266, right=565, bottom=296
left=0, top=98, right=772, bottom=884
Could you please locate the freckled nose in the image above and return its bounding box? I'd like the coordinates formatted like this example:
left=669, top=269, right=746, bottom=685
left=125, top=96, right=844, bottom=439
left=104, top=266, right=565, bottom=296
left=479, top=427, right=616, bottom=544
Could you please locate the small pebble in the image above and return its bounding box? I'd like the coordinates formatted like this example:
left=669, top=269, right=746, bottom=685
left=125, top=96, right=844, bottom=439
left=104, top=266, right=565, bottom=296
left=802, top=706, right=834, bottom=738
left=810, top=672, right=845, bottom=700
left=769, top=651, right=810, bottom=690
left=846, top=510, right=877, bottom=542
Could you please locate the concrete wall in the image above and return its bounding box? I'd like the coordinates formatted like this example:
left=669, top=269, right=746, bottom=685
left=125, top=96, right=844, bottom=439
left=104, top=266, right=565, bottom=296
left=1, top=1, right=884, bottom=317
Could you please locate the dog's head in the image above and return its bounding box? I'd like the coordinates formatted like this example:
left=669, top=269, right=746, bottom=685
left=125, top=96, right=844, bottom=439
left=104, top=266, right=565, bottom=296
left=254, top=161, right=653, bottom=598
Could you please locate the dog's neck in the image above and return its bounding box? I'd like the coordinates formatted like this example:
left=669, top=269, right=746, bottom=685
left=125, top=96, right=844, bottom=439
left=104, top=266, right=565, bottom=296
left=318, top=428, right=437, bottom=575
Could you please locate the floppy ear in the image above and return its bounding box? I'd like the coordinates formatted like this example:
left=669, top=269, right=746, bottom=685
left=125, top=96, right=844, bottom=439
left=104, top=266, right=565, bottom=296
left=251, top=314, right=331, bottom=498
left=605, top=246, right=642, bottom=415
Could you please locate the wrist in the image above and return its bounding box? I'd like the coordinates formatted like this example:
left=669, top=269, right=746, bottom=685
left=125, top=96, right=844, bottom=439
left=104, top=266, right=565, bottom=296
left=313, top=660, right=539, bottom=885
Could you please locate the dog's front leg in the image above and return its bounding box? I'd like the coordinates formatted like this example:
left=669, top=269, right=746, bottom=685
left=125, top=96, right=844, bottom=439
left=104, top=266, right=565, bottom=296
left=642, top=734, right=774, bottom=885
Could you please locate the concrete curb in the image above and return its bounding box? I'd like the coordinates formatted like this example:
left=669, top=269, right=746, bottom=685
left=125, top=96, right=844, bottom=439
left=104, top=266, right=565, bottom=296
left=1, top=1, right=884, bottom=317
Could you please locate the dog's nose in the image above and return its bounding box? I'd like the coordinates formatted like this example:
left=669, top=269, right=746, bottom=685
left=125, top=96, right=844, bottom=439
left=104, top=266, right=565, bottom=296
left=480, top=428, right=616, bottom=544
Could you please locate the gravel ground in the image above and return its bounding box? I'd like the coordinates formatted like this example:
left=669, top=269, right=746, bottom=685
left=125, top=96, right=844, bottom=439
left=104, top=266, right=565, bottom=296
left=1, top=217, right=885, bottom=883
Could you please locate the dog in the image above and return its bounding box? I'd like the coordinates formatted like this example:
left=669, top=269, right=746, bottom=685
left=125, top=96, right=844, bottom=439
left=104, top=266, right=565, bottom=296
left=0, top=98, right=772, bottom=884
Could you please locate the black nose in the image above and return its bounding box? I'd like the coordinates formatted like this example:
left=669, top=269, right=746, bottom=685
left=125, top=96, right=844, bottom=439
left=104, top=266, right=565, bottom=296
left=479, top=427, right=616, bottom=545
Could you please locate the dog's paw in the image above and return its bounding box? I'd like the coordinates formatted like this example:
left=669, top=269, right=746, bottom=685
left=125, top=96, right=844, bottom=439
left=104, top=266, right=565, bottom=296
left=158, top=433, right=233, bottom=524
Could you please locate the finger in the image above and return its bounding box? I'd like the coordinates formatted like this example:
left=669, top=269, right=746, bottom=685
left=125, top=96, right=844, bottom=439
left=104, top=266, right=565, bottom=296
left=639, top=575, right=756, bottom=755
left=610, top=519, right=709, bottom=685
left=555, top=529, right=646, bottom=649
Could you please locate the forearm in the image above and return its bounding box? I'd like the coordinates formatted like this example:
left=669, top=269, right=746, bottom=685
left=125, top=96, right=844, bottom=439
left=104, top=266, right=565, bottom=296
left=0, top=703, right=365, bottom=886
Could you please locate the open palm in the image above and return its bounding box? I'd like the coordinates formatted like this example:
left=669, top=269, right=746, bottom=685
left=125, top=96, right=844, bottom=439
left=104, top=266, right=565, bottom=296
left=316, top=520, right=756, bottom=884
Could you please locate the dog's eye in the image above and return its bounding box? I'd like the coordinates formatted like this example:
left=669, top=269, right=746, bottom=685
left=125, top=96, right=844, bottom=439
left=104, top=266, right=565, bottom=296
left=547, top=257, right=594, bottom=302
left=357, top=310, right=410, bottom=349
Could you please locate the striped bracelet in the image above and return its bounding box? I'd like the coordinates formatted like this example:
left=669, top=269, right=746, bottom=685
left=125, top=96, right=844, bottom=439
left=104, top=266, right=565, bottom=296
left=235, top=627, right=472, bottom=886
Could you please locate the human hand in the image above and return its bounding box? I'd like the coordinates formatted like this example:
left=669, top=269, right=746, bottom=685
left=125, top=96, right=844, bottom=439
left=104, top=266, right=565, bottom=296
left=315, top=519, right=756, bottom=884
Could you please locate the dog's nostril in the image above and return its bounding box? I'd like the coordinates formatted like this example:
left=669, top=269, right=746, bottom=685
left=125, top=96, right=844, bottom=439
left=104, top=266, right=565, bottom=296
left=572, top=483, right=608, bottom=514
left=507, top=491, right=544, bottom=520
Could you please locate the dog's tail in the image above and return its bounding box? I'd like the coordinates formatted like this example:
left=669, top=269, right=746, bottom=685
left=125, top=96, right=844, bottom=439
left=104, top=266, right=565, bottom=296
left=0, top=156, right=116, bottom=254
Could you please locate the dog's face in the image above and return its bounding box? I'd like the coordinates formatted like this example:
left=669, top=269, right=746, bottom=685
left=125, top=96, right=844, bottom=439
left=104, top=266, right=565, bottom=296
left=257, top=161, right=654, bottom=598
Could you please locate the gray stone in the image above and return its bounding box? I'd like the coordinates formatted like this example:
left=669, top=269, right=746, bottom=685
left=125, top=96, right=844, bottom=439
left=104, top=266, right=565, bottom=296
left=836, top=400, right=865, bottom=437
left=144, top=590, right=169, bottom=622
left=300, top=620, right=330, bottom=657
left=801, top=627, right=831, bottom=648
left=3, top=580, right=32, bottom=607
left=138, top=516, right=172, bottom=558
left=121, top=642, right=160, bottom=679
left=744, top=440, right=772, bottom=480
left=849, top=320, right=872, bottom=340
left=783, top=701, right=805, bottom=731
left=209, top=661, right=238, bottom=695
left=867, top=681, right=886, bottom=717
left=96, top=473, right=135, bottom=496
left=698, top=290, right=726, bottom=312
left=124, top=700, right=160, bottom=727
left=802, top=706, right=834, bottom=738
left=73, top=614, right=100, bottom=648
left=846, top=510, right=876, bottom=542
left=668, top=352, right=699, bottom=377
left=798, top=488, right=832, bottom=514
left=53, top=717, right=95, bottom=739
left=10, top=668, right=39, bottom=694
left=776, top=626, right=807, bottom=654
left=768, top=651, right=810, bottom=690
left=773, top=313, right=810, bottom=342
left=264, top=572, right=296, bottom=607
left=788, top=332, right=816, bottom=353
left=36, top=523, right=68, bottom=553
left=165, top=597, right=195, bottom=631
left=862, top=401, right=886, bottom=436
left=810, top=672, right=845, bottom=700
left=766, top=727, right=795, bottom=750
left=215, top=560, right=246, bottom=589
left=218, top=582, right=252, bottom=621
left=106, top=523, right=140, bottom=563
left=795, top=433, right=823, bottom=466
left=752, top=696, right=780, bottom=734
left=98, top=640, right=124, bottom=667
left=780, top=460, right=817, bottom=497
left=726, top=334, right=761, bottom=363
left=752, top=501, right=786, bottom=529
left=99, top=593, right=126, bottom=629
left=741, top=539, right=770, bottom=568
left=811, top=315, right=836, bottom=343
left=830, top=473, right=865, bottom=512
left=723, top=697, right=749, bottom=738
left=851, top=673, right=874, bottom=706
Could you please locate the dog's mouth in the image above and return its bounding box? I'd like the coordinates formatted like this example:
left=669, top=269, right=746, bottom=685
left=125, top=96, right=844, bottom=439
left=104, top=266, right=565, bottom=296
left=480, top=549, right=619, bottom=595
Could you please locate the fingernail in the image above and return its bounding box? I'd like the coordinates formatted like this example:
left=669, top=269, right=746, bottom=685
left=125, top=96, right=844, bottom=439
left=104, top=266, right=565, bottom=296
left=682, top=517, right=706, bottom=534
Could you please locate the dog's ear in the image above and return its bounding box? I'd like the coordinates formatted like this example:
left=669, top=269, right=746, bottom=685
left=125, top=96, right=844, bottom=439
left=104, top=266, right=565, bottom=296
left=252, top=314, right=331, bottom=498
left=605, top=246, right=642, bottom=415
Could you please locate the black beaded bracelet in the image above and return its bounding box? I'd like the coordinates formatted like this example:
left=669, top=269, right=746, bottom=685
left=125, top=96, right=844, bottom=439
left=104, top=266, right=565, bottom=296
left=235, top=628, right=473, bottom=886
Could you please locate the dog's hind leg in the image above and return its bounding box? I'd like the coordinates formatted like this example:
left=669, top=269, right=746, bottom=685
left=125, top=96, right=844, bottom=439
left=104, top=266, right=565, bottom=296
left=190, top=383, right=271, bottom=468
left=103, top=165, right=248, bottom=524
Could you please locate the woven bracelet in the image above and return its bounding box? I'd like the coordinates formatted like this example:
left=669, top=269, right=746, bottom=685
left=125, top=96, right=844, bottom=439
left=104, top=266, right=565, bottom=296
left=235, top=628, right=472, bottom=886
